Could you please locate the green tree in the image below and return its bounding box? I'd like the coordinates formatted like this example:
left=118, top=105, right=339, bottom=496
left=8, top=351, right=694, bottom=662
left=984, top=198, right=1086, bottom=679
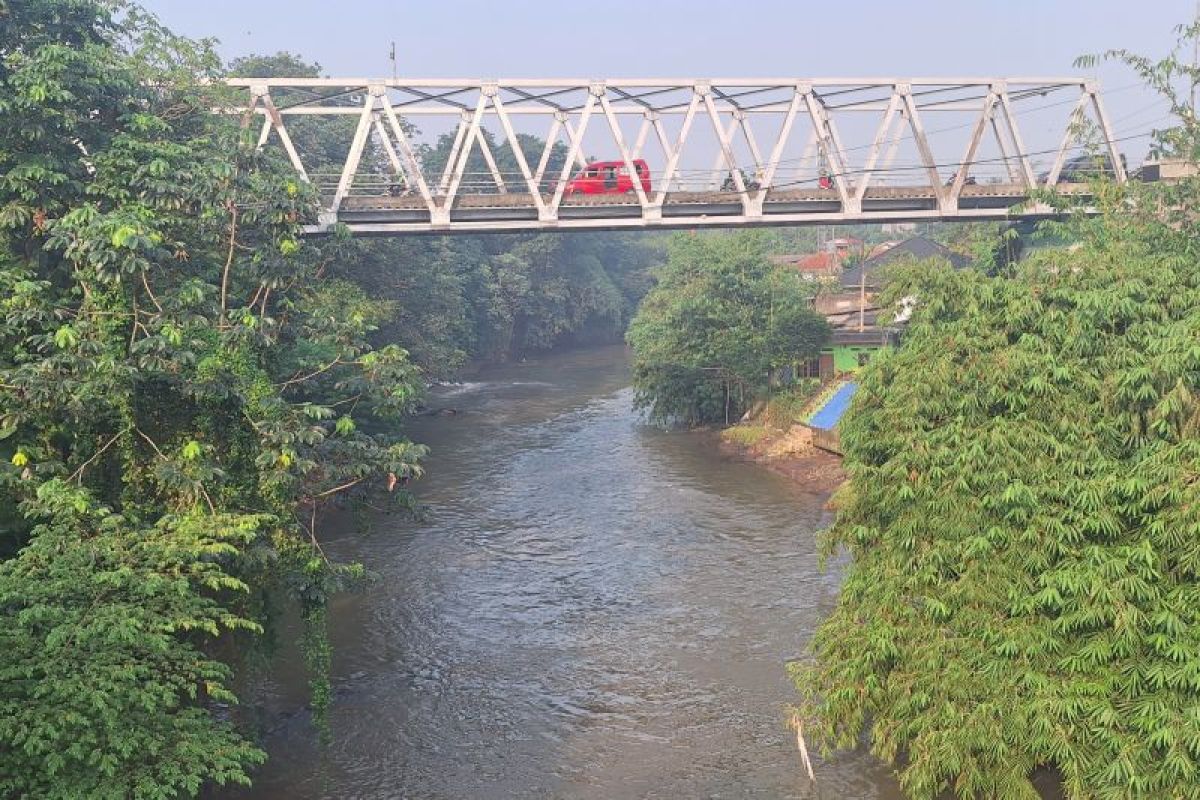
left=627, top=231, right=829, bottom=425
left=418, top=126, right=572, bottom=194
left=0, top=3, right=424, bottom=795
left=795, top=23, right=1200, bottom=799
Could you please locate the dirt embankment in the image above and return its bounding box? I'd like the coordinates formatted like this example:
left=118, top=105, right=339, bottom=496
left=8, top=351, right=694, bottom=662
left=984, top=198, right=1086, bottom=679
left=717, top=421, right=846, bottom=496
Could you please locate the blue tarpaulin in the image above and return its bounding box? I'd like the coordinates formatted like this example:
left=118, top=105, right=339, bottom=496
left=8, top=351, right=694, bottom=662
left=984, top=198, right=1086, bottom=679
left=809, top=382, right=859, bottom=430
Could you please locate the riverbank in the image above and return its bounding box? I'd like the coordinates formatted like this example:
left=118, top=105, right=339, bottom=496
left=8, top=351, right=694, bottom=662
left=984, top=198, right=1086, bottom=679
left=715, top=398, right=846, bottom=496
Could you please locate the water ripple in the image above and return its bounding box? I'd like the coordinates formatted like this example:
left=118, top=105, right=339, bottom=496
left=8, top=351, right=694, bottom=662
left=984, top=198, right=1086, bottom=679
left=227, top=346, right=901, bottom=800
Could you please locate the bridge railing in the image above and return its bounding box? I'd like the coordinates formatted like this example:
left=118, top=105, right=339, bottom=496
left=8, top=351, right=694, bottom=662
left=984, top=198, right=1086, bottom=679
left=310, top=164, right=1028, bottom=199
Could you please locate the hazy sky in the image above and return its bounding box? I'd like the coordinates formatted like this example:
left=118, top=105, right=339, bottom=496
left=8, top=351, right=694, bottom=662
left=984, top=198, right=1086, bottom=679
left=140, top=1, right=1193, bottom=81
left=139, top=1, right=1197, bottom=168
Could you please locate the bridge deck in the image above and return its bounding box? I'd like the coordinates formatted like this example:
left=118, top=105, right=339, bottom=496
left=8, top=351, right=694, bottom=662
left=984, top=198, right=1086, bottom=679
left=328, top=183, right=1091, bottom=234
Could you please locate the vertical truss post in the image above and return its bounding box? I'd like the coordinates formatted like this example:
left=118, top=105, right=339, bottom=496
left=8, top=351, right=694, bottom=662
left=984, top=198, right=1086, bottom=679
left=240, top=89, right=263, bottom=131
left=737, top=111, right=766, bottom=214
left=948, top=89, right=999, bottom=207
left=898, top=83, right=947, bottom=211
left=995, top=82, right=1037, bottom=189
left=330, top=88, right=377, bottom=217
left=488, top=85, right=550, bottom=218
left=654, top=90, right=701, bottom=204
left=1088, top=80, right=1127, bottom=182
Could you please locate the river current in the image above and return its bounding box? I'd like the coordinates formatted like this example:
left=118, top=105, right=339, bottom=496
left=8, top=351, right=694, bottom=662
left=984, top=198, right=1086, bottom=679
left=228, top=346, right=901, bottom=799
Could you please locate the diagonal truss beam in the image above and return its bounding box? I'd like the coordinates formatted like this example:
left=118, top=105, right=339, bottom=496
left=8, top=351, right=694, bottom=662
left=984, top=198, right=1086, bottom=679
left=946, top=89, right=999, bottom=206
left=803, top=90, right=852, bottom=207
left=377, top=91, right=437, bottom=215
left=653, top=90, right=701, bottom=205
left=855, top=93, right=902, bottom=206
left=488, top=86, right=549, bottom=217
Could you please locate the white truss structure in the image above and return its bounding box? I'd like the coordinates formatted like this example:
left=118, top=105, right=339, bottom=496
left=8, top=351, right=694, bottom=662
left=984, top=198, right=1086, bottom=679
left=226, top=77, right=1127, bottom=235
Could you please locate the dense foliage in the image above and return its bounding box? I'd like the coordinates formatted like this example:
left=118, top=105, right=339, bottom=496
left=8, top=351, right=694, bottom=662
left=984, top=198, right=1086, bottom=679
left=796, top=29, right=1200, bottom=800
left=0, top=5, right=665, bottom=795
left=332, top=231, right=661, bottom=376
left=627, top=231, right=830, bottom=425
left=0, top=2, right=426, bottom=795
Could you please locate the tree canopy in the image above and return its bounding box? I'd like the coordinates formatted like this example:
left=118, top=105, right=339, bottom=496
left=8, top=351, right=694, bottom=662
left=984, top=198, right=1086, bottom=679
left=796, top=27, right=1200, bottom=799
left=627, top=231, right=830, bottom=425
left=0, top=2, right=425, bottom=795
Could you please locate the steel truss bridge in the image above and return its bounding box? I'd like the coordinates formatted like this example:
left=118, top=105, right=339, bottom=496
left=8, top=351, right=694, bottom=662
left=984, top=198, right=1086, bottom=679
left=226, top=77, right=1128, bottom=235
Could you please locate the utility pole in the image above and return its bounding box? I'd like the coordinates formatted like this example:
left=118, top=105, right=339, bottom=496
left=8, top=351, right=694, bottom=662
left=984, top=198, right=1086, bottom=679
left=389, top=41, right=397, bottom=81
left=858, top=264, right=866, bottom=332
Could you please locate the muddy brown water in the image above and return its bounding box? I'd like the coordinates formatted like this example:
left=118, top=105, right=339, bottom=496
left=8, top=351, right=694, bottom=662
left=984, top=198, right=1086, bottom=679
left=225, top=346, right=902, bottom=799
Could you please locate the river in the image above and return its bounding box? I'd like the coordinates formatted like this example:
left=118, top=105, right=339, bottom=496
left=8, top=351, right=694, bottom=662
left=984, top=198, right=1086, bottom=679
left=228, top=345, right=902, bottom=799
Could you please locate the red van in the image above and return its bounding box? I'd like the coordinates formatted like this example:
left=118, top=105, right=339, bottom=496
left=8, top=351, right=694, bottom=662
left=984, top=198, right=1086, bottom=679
left=564, top=160, right=652, bottom=195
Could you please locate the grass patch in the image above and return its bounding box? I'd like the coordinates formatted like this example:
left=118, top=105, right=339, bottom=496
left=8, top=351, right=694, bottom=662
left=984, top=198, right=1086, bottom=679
left=721, top=424, right=771, bottom=447
left=764, top=379, right=823, bottom=427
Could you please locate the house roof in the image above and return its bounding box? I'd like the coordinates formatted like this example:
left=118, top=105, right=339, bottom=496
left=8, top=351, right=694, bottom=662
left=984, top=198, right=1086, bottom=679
left=841, top=236, right=970, bottom=289
left=770, top=252, right=840, bottom=272
left=795, top=252, right=839, bottom=272
left=866, top=240, right=903, bottom=259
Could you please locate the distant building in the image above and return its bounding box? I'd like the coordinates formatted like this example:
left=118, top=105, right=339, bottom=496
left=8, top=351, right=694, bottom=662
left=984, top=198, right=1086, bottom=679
left=802, top=236, right=971, bottom=382
left=796, top=251, right=841, bottom=279
left=840, top=235, right=970, bottom=292
left=814, top=290, right=882, bottom=329
left=823, top=236, right=864, bottom=257
left=865, top=240, right=903, bottom=260
left=769, top=251, right=841, bottom=280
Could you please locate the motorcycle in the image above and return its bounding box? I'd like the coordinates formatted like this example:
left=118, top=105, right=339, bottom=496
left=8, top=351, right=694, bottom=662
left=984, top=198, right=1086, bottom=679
left=721, top=169, right=761, bottom=192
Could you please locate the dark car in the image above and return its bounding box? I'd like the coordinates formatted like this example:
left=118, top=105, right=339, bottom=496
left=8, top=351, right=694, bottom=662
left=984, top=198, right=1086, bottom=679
left=1044, top=152, right=1126, bottom=184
